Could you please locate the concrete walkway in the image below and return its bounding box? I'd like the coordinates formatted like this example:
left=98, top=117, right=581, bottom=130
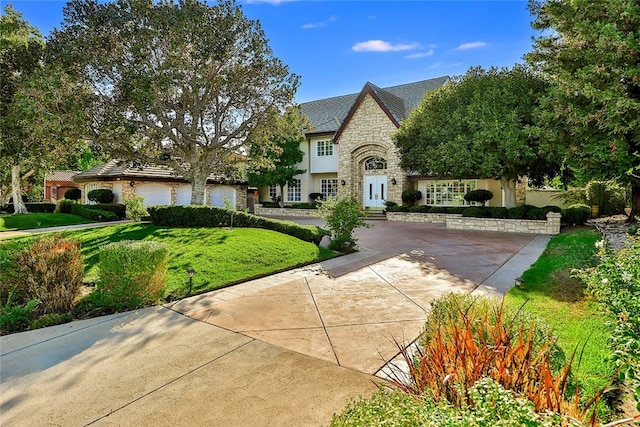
left=0, top=220, right=550, bottom=426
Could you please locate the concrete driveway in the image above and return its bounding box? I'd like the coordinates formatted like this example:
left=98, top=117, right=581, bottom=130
left=0, top=220, right=548, bottom=426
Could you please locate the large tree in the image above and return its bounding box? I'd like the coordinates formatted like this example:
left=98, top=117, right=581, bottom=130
left=394, top=65, right=555, bottom=207
left=49, top=0, right=299, bottom=205
left=527, top=0, right=640, bottom=220
left=247, top=106, right=308, bottom=207
left=0, top=5, right=44, bottom=213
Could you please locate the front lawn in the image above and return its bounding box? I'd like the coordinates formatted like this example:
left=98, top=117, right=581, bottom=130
left=0, top=223, right=334, bottom=298
left=505, top=228, right=613, bottom=411
left=0, top=213, right=95, bottom=232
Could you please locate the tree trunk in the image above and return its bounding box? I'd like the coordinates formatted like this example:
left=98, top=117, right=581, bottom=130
left=11, top=164, right=28, bottom=214
left=501, top=177, right=517, bottom=208
left=628, top=179, right=640, bottom=223
left=190, top=173, right=208, bottom=205
left=279, top=184, right=285, bottom=208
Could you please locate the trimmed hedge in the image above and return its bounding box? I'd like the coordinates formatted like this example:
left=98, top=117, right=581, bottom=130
left=87, top=189, right=115, bottom=204
left=563, top=204, right=591, bottom=226
left=87, top=204, right=126, bottom=219
left=64, top=188, right=82, bottom=201
left=69, top=204, right=118, bottom=221
left=4, top=203, right=56, bottom=213
left=147, top=205, right=329, bottom=244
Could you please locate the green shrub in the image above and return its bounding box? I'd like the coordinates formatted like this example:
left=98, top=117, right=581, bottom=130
left=487, top=206, right=508, bottom=218
left=602, top=181, right=628, bottom=216
left=69, top=203, right=118, bottom=221
left=428, top=206, right=446, bottom=213
left=585, top=180, right=607, bottom=210
left=57, top=199, right=74, bottom=213
left=464, top=189, right=494, bottom=206
left=0, top=235, right=84, bottom=314
left=331, top=378, right=582, bottom=427
left=96, top=240, right=169, bottom=311
left=123, top=193, right=148, bottom=221
left=87, top=189, right=115, bottom=204
left=507, top=205, right=531, bottom=219
left=387, top=205, right=409, bottom=212
left=308, top=192, right=324, bottom=203
left=563, top=204, right=591, bottom=226
left=5, top=203, right=56, bottom=213
left=88, top=203, right=126, bottom=219
left=576, top=237, right=640, bottom=406
left=407, top=205, right=430, bottom=213
left=64, top=188, right=81, bottom=201
left=147, top=205, right=329, bottom=244
left=0, top=297, right=39, bottom=335
left=260, top=201, right=280, bottom=208
left=445, top=206, right=467, bottom=214
left=318, top=195, right=370, bottom=252
left=401, top=189, right=423, bottom=205
left=461, top=206, right=490, bottom=217
left=383, top=200, right=397, bottom=209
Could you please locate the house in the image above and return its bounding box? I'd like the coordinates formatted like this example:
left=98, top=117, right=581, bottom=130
left=258, top=76, right=519, bottom=209
left=44, top=170, right=80, bottom=202
left=72, top=160, right=250, bottom=210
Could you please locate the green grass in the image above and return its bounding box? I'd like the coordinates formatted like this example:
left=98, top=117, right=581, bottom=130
left=505, top=228, right=613, bottom=404
left=0, top=223, right=334, bottom=297
left=0, top=213, right=95, bottom=231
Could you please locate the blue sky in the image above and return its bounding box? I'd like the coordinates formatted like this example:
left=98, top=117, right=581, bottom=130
left=5, top=0, right=537, bottom=103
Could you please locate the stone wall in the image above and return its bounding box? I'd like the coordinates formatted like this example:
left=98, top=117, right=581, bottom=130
left=386, top=212, right=460, bottom=224
left=254, top=205, right=320, bottom=217
left=387, top=211, right=561, bottom=235
left=336, top=93, right=405, bottom=205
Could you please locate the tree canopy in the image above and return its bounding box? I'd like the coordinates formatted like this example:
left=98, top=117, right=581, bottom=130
left=49, top=0, right=299, bottom=205
left=527, top=0, right=640, bottom=219
left=393, top=65, right=554, bottom=208
left=247, top=106, right=308, bottom=207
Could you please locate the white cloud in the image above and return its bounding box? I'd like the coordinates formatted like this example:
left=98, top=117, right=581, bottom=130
left=405, top=49, right=434, bottom=59
left=352, top=40, right=419, bottom=53
left=454, top=41, right=488, bottom=51
left=301, top=16, right=337, bottom=30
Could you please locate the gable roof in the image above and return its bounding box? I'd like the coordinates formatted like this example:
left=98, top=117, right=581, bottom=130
left=73, top=159, right=246, bottom=184
left=301, top=76, right=449, bottom=136
left=46, top=170, right=79, bottom=182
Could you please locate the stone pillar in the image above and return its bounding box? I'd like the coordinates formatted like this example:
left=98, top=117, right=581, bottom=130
left=516, top=177, right=527, bottom=206
left=546, top=212, right=562, bottom=235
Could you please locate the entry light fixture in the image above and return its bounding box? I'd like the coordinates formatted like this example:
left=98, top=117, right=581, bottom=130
left=340, top=179, right=346, bottom=186
left=129, top=181, right=135, bottom=187
left=391, top=178, right=397, bottom=185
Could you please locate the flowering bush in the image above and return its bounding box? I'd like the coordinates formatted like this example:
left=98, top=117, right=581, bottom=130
left=577, top=237, right=640, bottom=409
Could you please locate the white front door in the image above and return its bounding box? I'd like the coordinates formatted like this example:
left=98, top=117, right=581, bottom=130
left=364, top=175, right=386, bottom=208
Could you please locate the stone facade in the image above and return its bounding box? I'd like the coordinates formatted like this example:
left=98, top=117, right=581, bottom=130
left=387, top=211, right=562, bottom=235
left=336, top=94, right=406, bottom=207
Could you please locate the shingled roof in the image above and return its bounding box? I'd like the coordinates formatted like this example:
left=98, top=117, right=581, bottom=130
left=301, top=76, right=449, bottom=135
left=73, top=159, right=245, bottom=184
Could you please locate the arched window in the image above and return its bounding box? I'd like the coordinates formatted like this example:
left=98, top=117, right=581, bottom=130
left=364, top=157, right=387, bottom=171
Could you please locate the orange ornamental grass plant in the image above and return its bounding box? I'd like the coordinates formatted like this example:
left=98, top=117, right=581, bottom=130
left=389, top=293, right=606, bottom=424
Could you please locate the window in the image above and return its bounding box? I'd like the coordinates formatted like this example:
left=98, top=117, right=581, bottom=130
left=423, top=180, right=477, bottom=206
left=269, top=185, right=277, bottom=202
left=364, top=157, right=387, bottom=170
left=321, top=179, right=338, bottom=199
left=287, top=179, right=301, bottom=202
left=317, top=140, right=333, bottom=157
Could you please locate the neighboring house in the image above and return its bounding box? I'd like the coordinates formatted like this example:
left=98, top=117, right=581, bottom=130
left=258, top=76, right=521, bottom=209
left=45, top=170, right=80, bottom=202
left=72, top=160, right=249, bottom=210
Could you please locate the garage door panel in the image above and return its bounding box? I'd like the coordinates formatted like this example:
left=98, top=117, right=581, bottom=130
left=135, top=184, right=171, bottom=207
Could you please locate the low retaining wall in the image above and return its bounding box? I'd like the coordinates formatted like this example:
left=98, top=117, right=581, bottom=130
left=386, top=212, right=460, bottom=224
left=254, top=205, right=320, bottom=217
left=387, top=211, right=562, bottom=235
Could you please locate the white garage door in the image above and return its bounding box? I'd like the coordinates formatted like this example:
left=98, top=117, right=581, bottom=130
left=135, top=183, right=171, bottom=207
left=210, top=186, right=236, bottom=208
left=176, top=185, right=192, bottom=206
